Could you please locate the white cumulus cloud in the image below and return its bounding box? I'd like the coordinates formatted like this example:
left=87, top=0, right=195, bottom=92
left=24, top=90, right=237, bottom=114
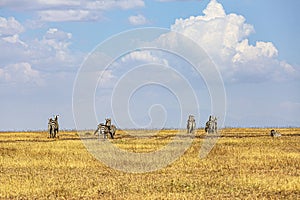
left=31, top=28, right=78, bottom=69
left=0, top=17, right=81, bottom=86
left=0, top=16, right=24, bottom=36
left=128, top=14, right=147, bottom=25
left=44, top=28, right=72, bottom=41
left=97, top=70, right=117, bottom=88
left=2, top=34, right=27, bottom=46
left=0, top=62, right=43, bottom=85
left=1, top=0, right=145, bottom=22
left=38, top=10, right=101, bottom=22
left=85, top=0, right=145, bottom=10
left=121, top=51, right=169, bottom=66
left=170, top=0, right=297, bottom=82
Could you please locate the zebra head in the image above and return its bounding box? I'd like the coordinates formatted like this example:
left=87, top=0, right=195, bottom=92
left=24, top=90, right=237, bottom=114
left=105, top=118, right=112, bottom=126
left=188, top=115, right=194, bottom=121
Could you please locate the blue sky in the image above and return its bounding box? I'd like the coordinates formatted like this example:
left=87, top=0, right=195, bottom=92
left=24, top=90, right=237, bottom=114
left=0, top=0, right=299, bottom=130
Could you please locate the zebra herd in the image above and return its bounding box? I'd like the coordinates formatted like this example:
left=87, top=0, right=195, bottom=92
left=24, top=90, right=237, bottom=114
left=48, top=114, right=280, bottom=138
left=47, top=115, right=216, bottom=139
left=187, top=115, right=281, bottom=137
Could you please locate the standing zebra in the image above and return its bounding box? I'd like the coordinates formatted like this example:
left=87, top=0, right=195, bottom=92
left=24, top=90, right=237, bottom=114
left=187, top=115, right=196, bottom=134
left=105, top=118, right=117, bottom=139
left=48, top=115, right=59, bottom=138
left=94, top=118, right=116, bottom=139
left=94, top=123, right=106, bottom=138
left=205, top=115, right=217, bottom=134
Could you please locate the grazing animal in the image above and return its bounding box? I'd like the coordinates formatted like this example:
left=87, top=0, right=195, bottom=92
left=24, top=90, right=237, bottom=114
left=105, top=118, right=116, bottom=139
left=94, top=123, right=106, bottom=138
left=48, top=115, right=59, bottom=138
left=48, top=118, right=54, bottom=138
left=205, top=115, right=217, bottom=134
left=187, top=115, right=196, bottom=134
left=270, top=129, right=281, bottom=137
left=94, top=118, right=116, bottom=139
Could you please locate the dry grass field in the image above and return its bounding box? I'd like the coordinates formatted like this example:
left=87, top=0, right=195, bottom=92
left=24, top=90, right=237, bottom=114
left=0, top=128, right=299, bottom=199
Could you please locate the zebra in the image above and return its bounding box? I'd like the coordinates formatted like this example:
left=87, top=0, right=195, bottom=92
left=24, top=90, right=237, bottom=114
left=205, top=115, right=217, bottom=134
left=48, top=115, right=59, bottom=138
left=94, top=123, right=106, bottom=138
left=270, top=129, right=281, bottom=137
left=48, top=118, right=54, bottom=138
left=94, top=118, right=116, bottom=139
left=187, top=115, right=196, bottom=134
left=105, top=118, right=117, bottom=139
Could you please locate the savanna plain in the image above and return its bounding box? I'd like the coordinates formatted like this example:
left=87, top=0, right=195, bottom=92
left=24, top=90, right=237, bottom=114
left=0, top=128, right=299, bottom=199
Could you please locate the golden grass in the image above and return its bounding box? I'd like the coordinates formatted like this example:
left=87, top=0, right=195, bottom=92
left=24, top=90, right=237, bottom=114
left=0, top=128, right=299, bottom=199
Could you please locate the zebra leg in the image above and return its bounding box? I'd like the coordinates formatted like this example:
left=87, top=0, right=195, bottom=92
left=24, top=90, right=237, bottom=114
left=109, top=131, right=114, bottom=139
left=54, top=128, right=58, bottom=138
left=103, top=128, right=107, bottom=139
left=48, top=126, right=52, bottom=138
left=50, top=128, right=53, bottom=138
left=55, top=130, right=57, bottom=138
left=187, top=125, right=192, bottom=133
left=97, top=129, right=101, bottom=140
left=94, top=127, right=99, bottom=135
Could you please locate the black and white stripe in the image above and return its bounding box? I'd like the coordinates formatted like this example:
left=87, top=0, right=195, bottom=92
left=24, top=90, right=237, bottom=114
left=205, top=115, right=217, bottom=134
left=187, top=115, right=196, bottom=134
left=94, top=118, right=117, bottom=139
left=48, top=115, right=59, bottom=138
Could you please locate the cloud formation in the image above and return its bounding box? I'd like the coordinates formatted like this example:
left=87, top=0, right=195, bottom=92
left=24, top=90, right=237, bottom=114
left=38, top=10, right=101, bottom=22
left=0, top=16, right=80, bottom=85
left=128, top=14, right=147, bottom=25
left=44, top=28, right=72, bottom=41
left=0, top=62, right=43, bottom=85
left=1, top=0, right=145, bottom=22
left=121, top=51, right=169, bottom=66
left=170, top=0, right=297, bottom=82
left=0, top=16, right=24, bottom=36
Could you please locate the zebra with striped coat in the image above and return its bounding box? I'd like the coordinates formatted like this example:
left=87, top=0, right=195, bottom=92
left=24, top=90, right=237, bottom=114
left=94, top=118, right=116, bottom=139
left=187, top=115, right=196, bottom=134
left=205, top=115, right=217, bottom=134
left=48, top=115, right=59, bottom=138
